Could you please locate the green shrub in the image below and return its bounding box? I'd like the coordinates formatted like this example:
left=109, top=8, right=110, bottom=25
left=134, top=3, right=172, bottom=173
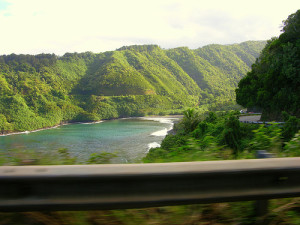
left=161, top=134, right=187, bottom=151
left=87, top=152, right=117, bottom=164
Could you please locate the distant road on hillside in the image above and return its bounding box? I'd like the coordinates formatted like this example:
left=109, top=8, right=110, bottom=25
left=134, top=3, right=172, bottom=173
left=239, top=115, right=261, bottom=122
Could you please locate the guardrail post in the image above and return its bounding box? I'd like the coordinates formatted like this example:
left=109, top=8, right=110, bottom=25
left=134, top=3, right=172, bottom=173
left=255, top=150, right=273, bottom=224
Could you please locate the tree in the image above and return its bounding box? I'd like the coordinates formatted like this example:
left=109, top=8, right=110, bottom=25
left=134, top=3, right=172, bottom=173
left=182, top=108, right=201, bottom=133
left=236, top=10, right=300, bottom=121
left=0, top=114, right=13, bottom=133
left=222, top=115, right=241, bottom=156
left=282, top=112, right=300, bottom=141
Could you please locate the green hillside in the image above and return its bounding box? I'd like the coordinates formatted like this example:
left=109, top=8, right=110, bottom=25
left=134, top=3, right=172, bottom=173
left=0, top=41, right=266, bottom=133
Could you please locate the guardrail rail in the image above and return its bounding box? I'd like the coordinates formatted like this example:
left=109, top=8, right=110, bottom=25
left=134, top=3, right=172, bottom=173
left=0, top=157, right=300, bottom=212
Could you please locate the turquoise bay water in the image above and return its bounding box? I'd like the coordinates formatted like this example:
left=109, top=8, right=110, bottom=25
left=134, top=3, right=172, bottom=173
left=0, top=117, right=177, bottom=163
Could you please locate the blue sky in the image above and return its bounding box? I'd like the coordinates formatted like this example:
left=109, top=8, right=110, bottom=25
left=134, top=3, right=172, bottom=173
left=0, top=0, right=299, bottom=55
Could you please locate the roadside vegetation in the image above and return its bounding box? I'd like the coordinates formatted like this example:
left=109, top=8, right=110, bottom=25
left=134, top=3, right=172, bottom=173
left=1, top=109, right=299, bottom=225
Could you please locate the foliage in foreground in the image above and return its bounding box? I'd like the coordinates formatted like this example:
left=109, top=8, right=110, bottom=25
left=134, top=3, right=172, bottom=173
left=0, top=148, right=118, bottom=166
left=1, top=110, right=300, bottom=224
left=2, top=198, right=300, bottom=225
left=143, top=109, right=300, bottom=163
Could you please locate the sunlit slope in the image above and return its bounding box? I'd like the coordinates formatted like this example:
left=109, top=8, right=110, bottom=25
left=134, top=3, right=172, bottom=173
left=75, top=45, right=202, bottom=98
left=75, top=41, right=265, bottom=100
left=0, top=41, right=266, bottom=132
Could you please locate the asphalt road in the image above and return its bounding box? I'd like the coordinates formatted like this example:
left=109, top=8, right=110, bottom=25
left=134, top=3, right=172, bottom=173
left=239, top=115, right=261, bottom=122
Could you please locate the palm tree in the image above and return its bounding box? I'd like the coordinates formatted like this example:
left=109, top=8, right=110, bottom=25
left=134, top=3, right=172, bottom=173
left=182, top=108, right=200, bottom=133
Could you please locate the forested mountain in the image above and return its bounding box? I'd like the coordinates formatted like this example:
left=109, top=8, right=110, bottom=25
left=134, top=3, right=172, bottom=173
left=236, top=10, right=300, bottom=120
left=0, top=41, right=266, bottom=133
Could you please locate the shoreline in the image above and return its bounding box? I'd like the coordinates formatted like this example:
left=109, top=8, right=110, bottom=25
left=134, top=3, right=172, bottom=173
left=0, top=115, right=183, bottom=137
left=0, top=120, right=103, bottom=137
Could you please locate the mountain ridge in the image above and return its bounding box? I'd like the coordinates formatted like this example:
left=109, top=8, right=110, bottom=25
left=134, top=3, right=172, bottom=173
left=0, top=41, right=266, bottom=132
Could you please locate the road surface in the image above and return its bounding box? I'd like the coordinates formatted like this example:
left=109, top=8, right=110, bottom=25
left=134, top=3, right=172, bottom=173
left=239, top=115, right=261, bottom=122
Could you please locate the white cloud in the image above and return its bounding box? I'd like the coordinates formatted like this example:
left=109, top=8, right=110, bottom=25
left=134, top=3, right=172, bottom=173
left=0, top=0, right=299, bottom=55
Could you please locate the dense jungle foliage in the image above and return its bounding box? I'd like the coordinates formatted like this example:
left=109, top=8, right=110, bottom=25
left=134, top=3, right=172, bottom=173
left=0, top=41, right=266, bottom=133
left=143, top=110, right=300, bottom=163
left=236, top=10, right=300, bottom=121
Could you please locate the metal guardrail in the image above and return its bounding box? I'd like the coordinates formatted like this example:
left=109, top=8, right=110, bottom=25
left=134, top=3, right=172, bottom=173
left=0, top=157, right=300, bottom=212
